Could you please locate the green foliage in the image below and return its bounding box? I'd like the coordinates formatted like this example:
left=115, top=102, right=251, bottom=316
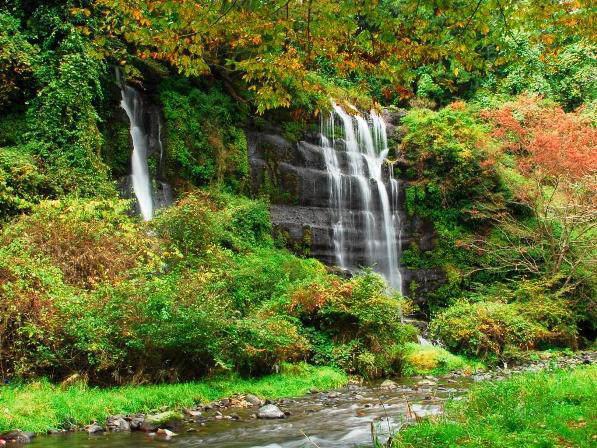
left=27, top=14, right=114, bottom=196
left=286, top=271, right=418, bottom=377
left=430, top=301, right=544, bottom=359
left=0, top=144, right=49, bottom=218
left=480, top=37, right=596, bottom=111
left=0, top=364, right=347, bottom=433
left=393, top=365, right=597, bottom=448
left=399, top=104, right=509, bottom=309
left=401, top=104, right=502, bottom=215
left=430, top=280, right=578, bottom=360
left=159, top=78, right=249, bottom=191
left=0, top=192, right=419, bottom=382
left=0, top=6, right=116, bottom=204
left=152, top=190, right=272, bottom=257
left=0, top=12, right=36, bottom=109
left=0, top=198, right=158, bottom=377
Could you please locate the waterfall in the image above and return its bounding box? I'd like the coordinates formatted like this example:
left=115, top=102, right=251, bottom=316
left=321, top=104, right=403, bottom=294
left=120, top=85, right=154, bottom=221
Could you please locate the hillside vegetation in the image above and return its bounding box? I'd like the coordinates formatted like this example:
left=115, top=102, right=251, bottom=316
left=0, top=0, right=594, bottom=388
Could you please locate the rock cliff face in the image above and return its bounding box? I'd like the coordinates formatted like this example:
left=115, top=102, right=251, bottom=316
left=248, top=109, right=445, bottom=304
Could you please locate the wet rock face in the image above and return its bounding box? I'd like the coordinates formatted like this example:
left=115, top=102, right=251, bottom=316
left=248, top=110, right=444, bottom=303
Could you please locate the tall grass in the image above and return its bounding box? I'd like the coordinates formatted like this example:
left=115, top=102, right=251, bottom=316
left=393, top=365, right=597, bottom=447
left=0, top=363, right=346, bottom=433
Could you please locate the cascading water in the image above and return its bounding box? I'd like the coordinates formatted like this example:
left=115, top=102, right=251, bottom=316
left=321, top=104, right=403, bottom=293
left=120, top=85, right=154, bottom=221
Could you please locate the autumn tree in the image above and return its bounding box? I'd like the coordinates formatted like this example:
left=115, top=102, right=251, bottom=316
left=89, top=0, right=595, bottom=113
left=477, top=96, right=596, bottom=294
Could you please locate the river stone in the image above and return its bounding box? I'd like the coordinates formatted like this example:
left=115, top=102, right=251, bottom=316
left=106, top=415, right=130, bottom=432
left=245, top=394, right=264, bottom=406
left=141, top=411, right=183, bottom=431
left=257, top=404, right=285, bottom=419
left=86, top=423, right=104, bottom=434
left=410, top=404, right=443, bottom=418
left=156, top=428, right=177, bottom=438
left=183, top=408, right=203, bottom=418
left=1, top=430, right=35, bottom=443
left=380, top=379, right=397, bottom=390
left=128, top=414, right=145, bottom=430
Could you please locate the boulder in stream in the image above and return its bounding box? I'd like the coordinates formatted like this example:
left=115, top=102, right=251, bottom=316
left=380, top=379, right=398, bottom=390
left=86, top=423, right=105, bottom=434
left=257, top=404, right=285, bottom=419
left=245, top=394, right=264, bottom=406
left=0, top=430, right=35, bottom=444
left=141, top=411, right=183, bottom=431
left=106, top=415, right=130, bottom=432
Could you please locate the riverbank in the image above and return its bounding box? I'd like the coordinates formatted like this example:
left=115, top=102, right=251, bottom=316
left=392, top=364, right=597, bottom=448
left=0, top=364, right=346, bottom=434
left=2, top=351, right=594, bottom=446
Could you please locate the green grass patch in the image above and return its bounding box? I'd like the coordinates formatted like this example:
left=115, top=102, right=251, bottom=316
left=0, top=363, right=346, bottom=433
left=393, top=365, right=597, bottom=448
left=401, top=343, right=484, bottom=376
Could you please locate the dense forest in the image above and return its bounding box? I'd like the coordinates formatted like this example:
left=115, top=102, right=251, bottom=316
left=0, top=0, right=595, bottom=445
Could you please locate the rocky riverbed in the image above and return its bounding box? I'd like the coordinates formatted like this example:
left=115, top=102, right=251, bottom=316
left=6, top=351, right=595, bottom=448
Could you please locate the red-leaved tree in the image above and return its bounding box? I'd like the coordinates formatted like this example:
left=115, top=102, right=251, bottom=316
left=477, top=96, right=595, bottom=294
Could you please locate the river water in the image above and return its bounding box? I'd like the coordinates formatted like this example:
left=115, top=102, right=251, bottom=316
left=28, top=376, right=473, bottom=448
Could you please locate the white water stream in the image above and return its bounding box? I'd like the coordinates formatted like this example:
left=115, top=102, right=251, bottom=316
left=321, top=104, right=403, bottom=293
left=120, top=85, right=154, bottom=221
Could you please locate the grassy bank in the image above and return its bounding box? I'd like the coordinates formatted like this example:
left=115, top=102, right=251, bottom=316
left=393, top=365, right=597, bottom=448
left=0, top=363, right=346, bottom=433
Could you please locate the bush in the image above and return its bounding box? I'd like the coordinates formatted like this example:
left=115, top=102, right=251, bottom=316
left=287, top=271, right=418, bottom=377
left=430, top=301, right=542, bottom=358
left=0, top=145, right=49, bottom=219
left=0, top=191, right=422, bottom=382
left=399, top=103, right=510, bottom=309
left=152, top=190, right=272, bottom=257
left=0, top=199, right=158, bottom=378
left=429, top=283, right=578, bottom=361
left=2, top=198, right=156, bottom=289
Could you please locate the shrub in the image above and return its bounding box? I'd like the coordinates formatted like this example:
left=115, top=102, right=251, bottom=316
left=430, top=301, right=541, bottom=358
left=0, top=145, right=49, bottom=219
left=2, top=199, right=156, bottom=289
left=429, top=289, right=577, bottom=360
left=287, top=271, right=418, bottom=377
left=152, top=190, right=272, bottom=257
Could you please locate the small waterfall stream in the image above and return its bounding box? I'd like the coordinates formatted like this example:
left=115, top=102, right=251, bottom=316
left=120, top=85, right=154, bottom=221
left=321, top=104, right=403, bottom=293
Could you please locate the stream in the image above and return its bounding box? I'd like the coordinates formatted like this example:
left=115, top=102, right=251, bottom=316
left=27, top=376, right=474, bottom=448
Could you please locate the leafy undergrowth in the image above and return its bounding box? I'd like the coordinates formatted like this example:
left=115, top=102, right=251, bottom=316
left=392, top=365, right=597, bottom=448
left=0, top=363, right=346, bottom=433
left=401, top=343, right=483, bottom=376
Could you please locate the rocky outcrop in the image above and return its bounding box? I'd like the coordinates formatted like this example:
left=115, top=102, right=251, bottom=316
left=248, top=109, right=445, bottom=304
